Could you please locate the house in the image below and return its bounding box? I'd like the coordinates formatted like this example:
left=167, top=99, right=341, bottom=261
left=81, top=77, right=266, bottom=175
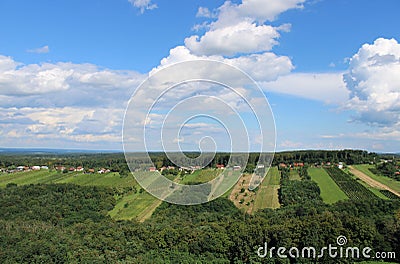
left=31, top=166, right=41, bottom=170
left=279, top=163, right=287, bottom=168
left=17, top=166, right=25, bottom=171
left=257, top=164, right=265, bottom=169
left=98, top=168, right=110, bottom=174
left=88, top=169, right=95, bottom=173
left=41, top=166, right=49, bottom=170
left=338, top=162, right=343, bottom=169
left=216, top=164, right=225, bottom=169
left=55, top=166, right=66, bottom=171
left=149, top=167, right=156, bottom=172
left=179, top=167, right=191, bottom=172
left=233, top=165, right=241, bottom=171
left=76, top=166, right=84, bottom=172
left=69, top=167, right=76, bottom=172
left=293, top=163, right=304, bottom=167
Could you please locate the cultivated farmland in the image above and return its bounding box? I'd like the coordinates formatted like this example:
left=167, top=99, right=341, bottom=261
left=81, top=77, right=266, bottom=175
left=324, top=167, right=378, bottom=201
left=352, top=164, right=400, bottom=194
left=308, top=167, right=348, bottom=204
left=253, top=167, right=281, bottom=210
left=180, top=169, right=220, bottom=185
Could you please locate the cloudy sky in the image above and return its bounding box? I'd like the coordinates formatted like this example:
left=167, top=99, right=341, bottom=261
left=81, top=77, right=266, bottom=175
left=0, top=0, right=399, bottom=152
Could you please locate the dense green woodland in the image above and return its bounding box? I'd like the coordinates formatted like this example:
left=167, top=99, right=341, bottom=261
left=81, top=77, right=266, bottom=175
left=0, top=182, right=399, bottom=263
left=0, top=150, right=399, bottom=263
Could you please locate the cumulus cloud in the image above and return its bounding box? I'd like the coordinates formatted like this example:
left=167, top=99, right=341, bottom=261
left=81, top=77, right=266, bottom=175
left=150, top=0, right=308, bottom=92
left=227, top=52, right=293, bottom=81
left=186, top=0, right=303, bottom=56
left=0, top=55, right=19, bottom=71
left=209, top=0, right=305, bottom=29
left=0, top=107, right=124, bottom=148
left=343, top=38, right=400, bottom=127
left=185, top=21, right=282, bottom=56
left=156, top=46, right=293, bottom=83
left=128, top=0, right=157, bottom=14
left=0, top=55, right=144, bottom=106
left=156, top=46, right=350, bottom=104
left=239, top=0, right=305, bottom=21
left=0, top=55, right=145, bottom=149
left=27, top=45, right=50, bottom=54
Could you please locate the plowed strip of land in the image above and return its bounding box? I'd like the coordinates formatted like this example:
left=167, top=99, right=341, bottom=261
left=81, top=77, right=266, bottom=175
left=348, top=166, right=400, bottom=197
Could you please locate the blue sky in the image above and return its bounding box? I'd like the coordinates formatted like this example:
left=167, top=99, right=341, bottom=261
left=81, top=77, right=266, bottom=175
left=0, top=0, right=399, bottom=152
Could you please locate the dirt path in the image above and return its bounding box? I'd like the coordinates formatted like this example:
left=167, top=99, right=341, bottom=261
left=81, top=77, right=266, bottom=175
left=348, top=166, right=400, bottom=197
left=137, top=175, right=181, bottom=222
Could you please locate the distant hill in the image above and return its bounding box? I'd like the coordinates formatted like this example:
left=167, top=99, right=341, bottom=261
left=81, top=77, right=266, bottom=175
left=0, top=147, right=120, bottom=155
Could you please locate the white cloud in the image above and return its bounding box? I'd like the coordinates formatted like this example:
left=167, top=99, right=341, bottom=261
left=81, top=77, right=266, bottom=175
left=0, top=54, right=145, bottom=149
left=156, top=46, right=293, bottom=83
left=212, top=0, right=305, bottom=28
left=238, top=0, right=305, bottom=22
left=262, top=72, right=349, bottom=104
left=196, top=7, right=215, bottom=18
left=0, top=106, right=124, bottom=148
left=0, top=55, right=144, bottom=107
left=320, top=130, right=400, bottom=142
left=154, top=0, right=303, bottom=93
left=343, top=38, right=400, bottom=127
left=227, top=52, right=293, bottom=81
left=155, top=46, right=294, bottom=82
left=0, top=55, right=19, bottom=71
left=192, top=21, right=210, bottom=32
left=27, top=45, right=50, bottom=54
left=185, top=21, right=282, bottom=56
left=183, top=0, right=303, bottom=57
left=128, top=0, right=157, bottom=14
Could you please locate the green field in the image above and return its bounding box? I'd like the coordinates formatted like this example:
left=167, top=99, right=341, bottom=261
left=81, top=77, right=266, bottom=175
left=180, top=169, right=220, bottom=185
left=253, top=167, right=280, bottom=210
left=0, top=170, right=60, bottom=186
left=0, top=170, right=159, bottom=221
left=308, top=167, right=348, bottom=204
left=0, top=170, right=136, bottom=187
left=108, top=190, right=159, bottom=221
left=353, top=164, right=400, bottom=193
left=289, top=169, right=301, bottom=181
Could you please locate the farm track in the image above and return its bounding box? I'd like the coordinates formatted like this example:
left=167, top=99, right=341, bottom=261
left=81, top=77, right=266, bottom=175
left=348, top=166, right=400, bottom=198
left=137, top=174, right=182, bottom=222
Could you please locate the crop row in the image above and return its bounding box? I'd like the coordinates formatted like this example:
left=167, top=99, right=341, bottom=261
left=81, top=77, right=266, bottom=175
left=324, top=167, right=378, bottom=201
left=379, top=190, right=400, bottom=200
